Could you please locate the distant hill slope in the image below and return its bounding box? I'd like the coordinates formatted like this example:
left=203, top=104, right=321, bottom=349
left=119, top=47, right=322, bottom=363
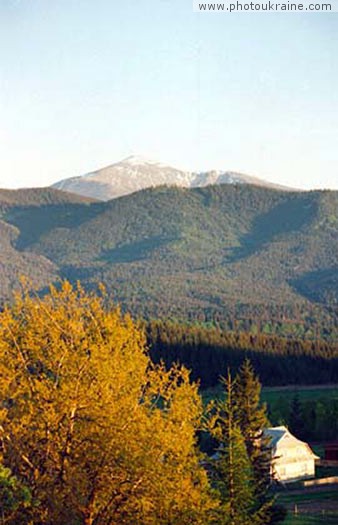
left=0, top=184, right=337, bottom=338
left=52, top=155, right=294, bottom=200
left=0, top=187, right=94, bottom=208
left=0, top=188, right=95, bottom=301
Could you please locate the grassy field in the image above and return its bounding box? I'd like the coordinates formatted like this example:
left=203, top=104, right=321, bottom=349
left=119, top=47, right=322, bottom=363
left=202, top=384, right=338, bottom=410
left=261, top=385, right=338, bottom=404
left=278, top=487, right=338, bottom=524
left=283, top=514, right=338, bottom=525
left=261, top=385, right=338, bottom=427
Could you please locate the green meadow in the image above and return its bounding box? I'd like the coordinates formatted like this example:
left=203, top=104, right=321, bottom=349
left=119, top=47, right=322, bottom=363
left=278, top=488, right=338, bottom=525
left=202, top=384, right=338, bottom=409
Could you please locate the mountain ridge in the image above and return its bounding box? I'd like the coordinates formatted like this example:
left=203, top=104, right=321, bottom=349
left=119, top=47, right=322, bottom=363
left=52, top=155, right=296, bottom=200
left=0, top=187, right=95, bottom=207
left=0, top=183, right=336, bottom=339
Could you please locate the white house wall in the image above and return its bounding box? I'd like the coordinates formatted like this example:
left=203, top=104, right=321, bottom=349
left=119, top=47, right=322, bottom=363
left=273, top=459, right=315, bottom=482
left=272, top=436, right=316, bottom=482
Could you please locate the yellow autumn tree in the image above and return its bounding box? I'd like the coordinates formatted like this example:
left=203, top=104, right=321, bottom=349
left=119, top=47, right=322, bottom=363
left=0, top=282, right=217, bottom=525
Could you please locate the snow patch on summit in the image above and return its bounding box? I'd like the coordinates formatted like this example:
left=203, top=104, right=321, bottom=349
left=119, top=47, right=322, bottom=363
left=121, top=155, right=163, bottom=166
left=52, top=156, right=295, bottom=201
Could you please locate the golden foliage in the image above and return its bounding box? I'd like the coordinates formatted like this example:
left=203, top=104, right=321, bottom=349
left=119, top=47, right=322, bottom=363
left=0, top=282, right=216, bottom=524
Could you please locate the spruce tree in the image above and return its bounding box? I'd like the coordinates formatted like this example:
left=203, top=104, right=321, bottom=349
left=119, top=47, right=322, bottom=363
left=289, top=392, right=305, bottom=439
left=211, top=372, right=267, bottom=525
left=234, top=358, right=272, bottom=497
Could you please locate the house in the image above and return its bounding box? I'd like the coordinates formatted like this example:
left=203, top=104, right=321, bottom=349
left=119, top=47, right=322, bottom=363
left=265, top=426, right=319, bottom=483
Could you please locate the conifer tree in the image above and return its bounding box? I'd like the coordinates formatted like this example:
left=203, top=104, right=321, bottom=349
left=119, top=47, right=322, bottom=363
left=234, top=359, right=272, bottom=497
left=210, top=372, right=267, bottom=525
left=289, top=392, right=305, bottom=439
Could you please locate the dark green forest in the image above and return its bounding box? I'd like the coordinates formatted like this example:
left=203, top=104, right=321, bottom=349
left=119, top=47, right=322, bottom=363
left=146, top=320, right=338, bottom=387
left=0, top=184, right=337, bottom=340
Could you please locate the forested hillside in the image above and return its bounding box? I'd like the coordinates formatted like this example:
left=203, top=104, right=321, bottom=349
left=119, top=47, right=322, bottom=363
left=0, top=188, right=95, bottom=301
left=0, top=187, right=94, bottom=208
left=0, top=184, right=337, bottom=338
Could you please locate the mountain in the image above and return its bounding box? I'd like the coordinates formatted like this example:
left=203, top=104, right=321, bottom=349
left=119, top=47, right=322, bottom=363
left=52, top=155, right=294, bottom=200
left=0, top=187, right=95, bottom=208
left=0, top=188, right=95, bottom=301
left=0, top=183, right=336, bottom=339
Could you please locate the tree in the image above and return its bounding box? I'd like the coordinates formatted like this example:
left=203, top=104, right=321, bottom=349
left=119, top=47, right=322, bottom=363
left=0, top=282, right=216, bottom=525
left=209, top=372, right=267, bottom=525
left=234, top=359, right=289, bottom=524
left=289, top=392, right=305, bottom=439
left=234, top=359, right=272, bottom=497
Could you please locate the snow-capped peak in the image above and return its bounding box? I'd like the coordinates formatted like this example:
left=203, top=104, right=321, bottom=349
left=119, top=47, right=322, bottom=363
left=120, top=155, right=163, bottom=167
left=52, top=156, right=295, bottom=201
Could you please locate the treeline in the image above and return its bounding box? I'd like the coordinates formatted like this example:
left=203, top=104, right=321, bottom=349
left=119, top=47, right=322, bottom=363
left=181, top=300, right=338, bottom=342
left=146, top=321, right=338, bottom=388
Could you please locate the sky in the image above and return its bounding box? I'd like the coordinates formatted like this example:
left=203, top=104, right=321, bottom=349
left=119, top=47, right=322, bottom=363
left=0, top=0, right=337, bottom=190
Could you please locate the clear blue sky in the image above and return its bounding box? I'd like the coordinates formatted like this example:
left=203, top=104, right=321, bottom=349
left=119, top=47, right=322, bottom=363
left=1, top=0, right=337, bottom=189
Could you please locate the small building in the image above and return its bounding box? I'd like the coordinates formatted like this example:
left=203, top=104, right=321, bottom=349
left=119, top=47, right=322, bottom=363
left=324, top=443, right=338, bottom=462
left=265, top=426, right=319, bottom=483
